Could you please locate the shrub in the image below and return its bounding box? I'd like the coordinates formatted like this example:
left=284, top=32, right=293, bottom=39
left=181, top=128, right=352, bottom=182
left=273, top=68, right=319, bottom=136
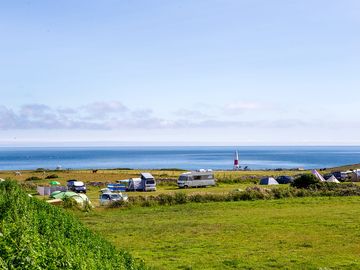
left=25, top=176, right=42, bottom=181
left=0, top=180, right=146, bottom=269
left=157, top=194, right=175, bottom=205
left=291, top=174, right=320, bottom=189
left=62, top=197, right=79, bottom=209
left=174, top=192, right=187, bottom=204
left=272, top=188, right=294, bottom=199
left=108, top=200, right=128, bottom=208
left=45, top=174, right=59, bottom=179
left=188, top=194, right=205, bottom=203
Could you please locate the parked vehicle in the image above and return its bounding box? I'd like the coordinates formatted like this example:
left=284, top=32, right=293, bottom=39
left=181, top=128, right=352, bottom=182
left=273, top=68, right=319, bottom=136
left=99, top=192, right=128, bottom=206
left=126, top=173, right=156, bottom=192
left=177, top=170, right=216, bottom=188
left=330, top=171, right=349, bottom=181
left=67, top=179, right=87, bottom=193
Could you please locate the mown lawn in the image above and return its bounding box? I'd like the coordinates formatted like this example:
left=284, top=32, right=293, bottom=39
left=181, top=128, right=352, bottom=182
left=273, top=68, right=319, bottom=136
left=76, top=197, right=360, bottom=269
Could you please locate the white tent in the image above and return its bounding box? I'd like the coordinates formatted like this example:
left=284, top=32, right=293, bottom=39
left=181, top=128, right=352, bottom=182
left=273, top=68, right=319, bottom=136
left=311, top=169, right=326, bottom=182
left=326, top=175, right=340, bottom=183
left=260, top=177, right=279, bottom=185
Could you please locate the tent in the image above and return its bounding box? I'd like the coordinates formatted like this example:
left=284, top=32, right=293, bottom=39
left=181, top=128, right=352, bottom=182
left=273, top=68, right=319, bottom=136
left=49, top=191, right=92, bottom=207
left=311, top=169, right=326, bottom=182
left=276, top=176, right=294, bottom=184
left=326, top=175, right=340, bottom=183
left=49, top=181, right=60, bottom=186
left=260, top=177, right=279, bottom=185
left=50, top=191, right=78, bottom=199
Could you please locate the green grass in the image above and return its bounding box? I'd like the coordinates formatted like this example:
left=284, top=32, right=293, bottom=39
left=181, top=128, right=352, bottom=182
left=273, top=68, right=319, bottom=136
left=76, top=197, right=360, bottom=269
left=0, top=180, right=146, bottom=269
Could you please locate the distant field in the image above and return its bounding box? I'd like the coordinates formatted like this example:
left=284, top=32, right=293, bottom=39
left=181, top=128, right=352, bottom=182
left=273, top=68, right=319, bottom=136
left=76, top=197, right=360, bottom=270
left=0, top=168, right=306, bottom=184
left=0, top=168, right=302, bottom=206
left=1, top=164, right=358, bottom=187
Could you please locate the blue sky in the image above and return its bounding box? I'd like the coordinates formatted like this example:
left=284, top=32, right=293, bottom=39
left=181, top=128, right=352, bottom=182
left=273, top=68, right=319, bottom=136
left=0, top=0, right=360, bottom=145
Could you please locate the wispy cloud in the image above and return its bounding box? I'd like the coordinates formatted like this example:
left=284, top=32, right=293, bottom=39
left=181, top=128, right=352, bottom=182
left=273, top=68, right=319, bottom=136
left=0, top=101, right=354, bottom=131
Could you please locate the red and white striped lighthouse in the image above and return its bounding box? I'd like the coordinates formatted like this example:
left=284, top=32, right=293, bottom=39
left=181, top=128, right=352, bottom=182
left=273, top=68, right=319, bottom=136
left=233, top=150, right=239, bottom=170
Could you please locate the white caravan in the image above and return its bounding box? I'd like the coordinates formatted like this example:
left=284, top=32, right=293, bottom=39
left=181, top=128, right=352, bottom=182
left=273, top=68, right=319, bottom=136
left=177, top=170, right=216, bottom=188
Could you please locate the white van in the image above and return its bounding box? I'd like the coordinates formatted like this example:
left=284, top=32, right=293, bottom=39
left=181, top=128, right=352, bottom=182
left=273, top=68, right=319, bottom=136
left=177, top=170, right=216, bottom=188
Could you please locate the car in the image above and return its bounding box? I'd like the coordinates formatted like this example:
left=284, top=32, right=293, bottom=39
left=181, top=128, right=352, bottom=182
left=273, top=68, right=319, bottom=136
left=99, top=192, right=128, bottom=206
left=67, top=179, right=87, bottom=193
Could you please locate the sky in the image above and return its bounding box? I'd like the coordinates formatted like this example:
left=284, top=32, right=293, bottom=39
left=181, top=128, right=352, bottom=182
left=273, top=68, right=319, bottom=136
left=0, top=0, right=360, bottom=146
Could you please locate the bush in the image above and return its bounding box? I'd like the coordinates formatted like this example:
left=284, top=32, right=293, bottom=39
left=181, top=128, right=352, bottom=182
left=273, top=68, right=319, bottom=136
left=45, top=174, right=59, bottom=179
left=0, top=180, right=146, bottom=269
left=108, top=200, right=128, bottom=208
left=174, top=192, right=187, bottom=204
left=157, top=194, right=175, bottom=205
left=25, top=176, right=42, bottom=181
left=271, top=188, right=294, bottom=199
left=62, top=197, right=79, bottom=209
left=291, top=174, right=320, bottom=189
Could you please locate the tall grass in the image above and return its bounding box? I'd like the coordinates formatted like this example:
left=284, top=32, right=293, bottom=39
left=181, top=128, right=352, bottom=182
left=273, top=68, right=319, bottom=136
left=0, top=180, right=146, bottom=270
left=110, top=183, right=360, bottom=208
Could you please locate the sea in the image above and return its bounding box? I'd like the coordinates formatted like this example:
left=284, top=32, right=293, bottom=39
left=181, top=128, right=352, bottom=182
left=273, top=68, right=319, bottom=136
left=0, top=146, right=359, bottom=171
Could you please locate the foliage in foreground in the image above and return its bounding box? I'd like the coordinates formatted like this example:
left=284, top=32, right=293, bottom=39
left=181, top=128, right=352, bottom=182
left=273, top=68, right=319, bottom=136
left=291, top=174, right=320, bottom=188
left=109, top=182, right=360, bottom=208
left=0, top=180, right=146, bottom=270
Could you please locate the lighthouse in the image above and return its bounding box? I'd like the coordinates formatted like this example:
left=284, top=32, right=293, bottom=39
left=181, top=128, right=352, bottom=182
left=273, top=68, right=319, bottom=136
left=233, top=150, right=240, bottom=170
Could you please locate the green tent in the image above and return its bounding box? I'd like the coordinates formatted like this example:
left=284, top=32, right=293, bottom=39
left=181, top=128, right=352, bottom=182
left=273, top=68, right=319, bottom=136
left=49, top=191, right=92, bottom=207
left=49, top=181, right=60, bottom=185
left=50, top=191, right=78, bottom=199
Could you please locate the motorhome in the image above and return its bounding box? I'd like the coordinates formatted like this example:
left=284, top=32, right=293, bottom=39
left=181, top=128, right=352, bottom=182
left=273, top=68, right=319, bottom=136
left=126, top=172, right=156, bottom=192
left=177, top=170, right=216, bottom=188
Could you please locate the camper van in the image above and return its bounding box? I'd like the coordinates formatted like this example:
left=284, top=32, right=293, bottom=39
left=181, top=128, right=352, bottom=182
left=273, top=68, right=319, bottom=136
left=177, top=170, right=216, bottom=188
left=126, top=173, right=156, bottom=192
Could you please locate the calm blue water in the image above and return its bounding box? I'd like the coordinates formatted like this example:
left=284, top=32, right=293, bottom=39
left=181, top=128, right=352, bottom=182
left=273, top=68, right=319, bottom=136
left=0, top=146, right=359, bottom=171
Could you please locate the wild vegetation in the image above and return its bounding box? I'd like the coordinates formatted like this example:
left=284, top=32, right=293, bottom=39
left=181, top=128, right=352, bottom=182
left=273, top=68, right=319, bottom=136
left=0, top=180, right=146, bottom=270
left=105, top=180, right=360, bottom=208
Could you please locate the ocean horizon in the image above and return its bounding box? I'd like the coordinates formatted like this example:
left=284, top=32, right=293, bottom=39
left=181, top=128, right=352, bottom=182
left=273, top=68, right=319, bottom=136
left=0, top=146, right=359, bottom=171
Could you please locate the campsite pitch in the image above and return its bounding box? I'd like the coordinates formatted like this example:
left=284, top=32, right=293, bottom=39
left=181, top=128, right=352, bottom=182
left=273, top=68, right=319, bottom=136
left=76, top=197, right=360, bottom=269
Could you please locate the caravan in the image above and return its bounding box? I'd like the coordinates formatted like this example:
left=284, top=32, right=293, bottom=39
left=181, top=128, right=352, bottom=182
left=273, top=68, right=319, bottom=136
left=177, top=170, right=216, bottom=188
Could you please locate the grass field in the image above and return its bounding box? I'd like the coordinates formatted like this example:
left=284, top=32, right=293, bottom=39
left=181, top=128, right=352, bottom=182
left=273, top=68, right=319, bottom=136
left=0, top=168, right=300, bottom=206
left=0, top=168, right=306, bottom=185
left=76, top=197, right=360, bottom=269
left=4, top=167, right=360, bottom=269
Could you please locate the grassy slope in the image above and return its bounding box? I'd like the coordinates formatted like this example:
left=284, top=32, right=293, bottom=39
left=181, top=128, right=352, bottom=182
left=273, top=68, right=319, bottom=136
left=0, top=180, right=145, bottom=270
left=77, top=197, right=360, bottom=270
